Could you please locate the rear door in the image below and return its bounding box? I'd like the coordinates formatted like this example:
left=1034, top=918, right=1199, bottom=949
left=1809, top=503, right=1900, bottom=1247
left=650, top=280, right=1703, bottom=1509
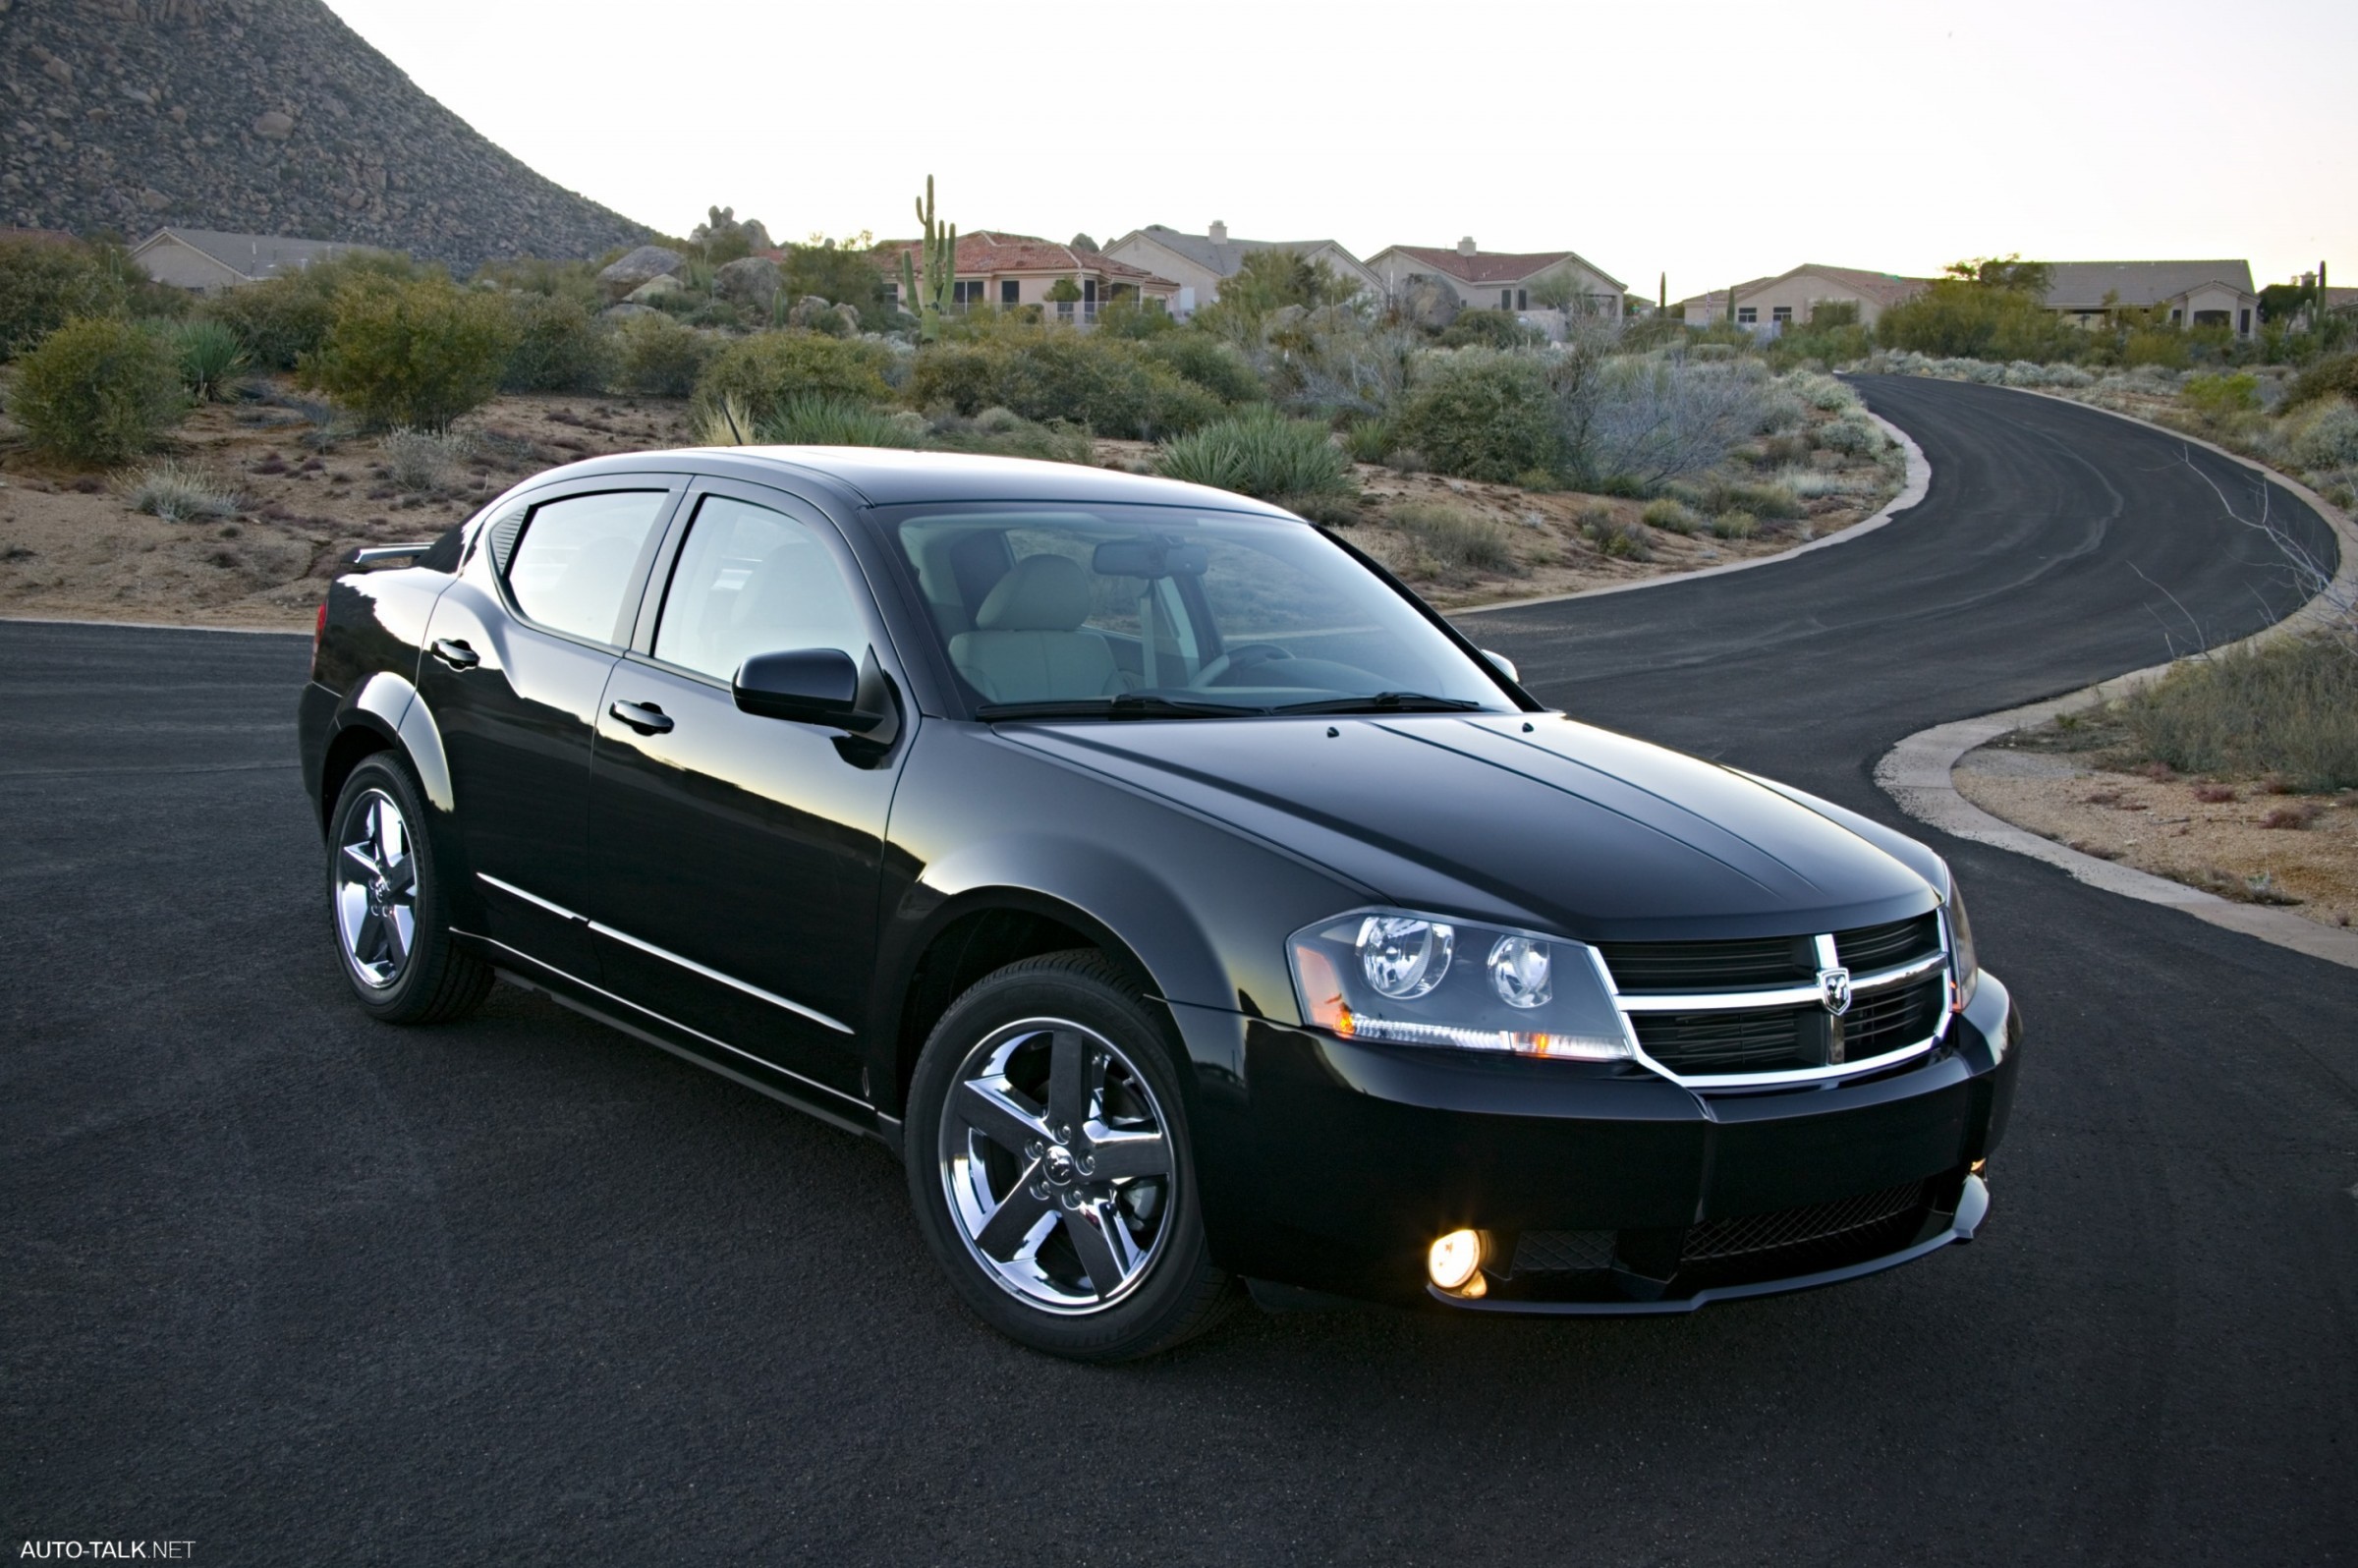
left=584, top=477, right=909, bottom=1098
left=418, top=477, right=686, bottom=977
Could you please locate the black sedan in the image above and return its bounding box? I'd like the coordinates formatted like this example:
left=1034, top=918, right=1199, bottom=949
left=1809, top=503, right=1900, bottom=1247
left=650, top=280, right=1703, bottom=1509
left=298, top=447, right=2021, bottom=1361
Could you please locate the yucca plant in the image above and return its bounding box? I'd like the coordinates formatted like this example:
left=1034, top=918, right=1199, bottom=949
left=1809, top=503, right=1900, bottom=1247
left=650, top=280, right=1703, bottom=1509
left=1153, top=405, right=1356, bottom=502
left=171, top=319, right=251, bottom=401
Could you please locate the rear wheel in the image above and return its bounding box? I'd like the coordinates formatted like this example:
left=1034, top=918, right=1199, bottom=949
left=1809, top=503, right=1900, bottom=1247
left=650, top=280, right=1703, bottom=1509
left=326, top=754, right=491, bottom=1025
left=906, top=951, right=1233, bottom=1361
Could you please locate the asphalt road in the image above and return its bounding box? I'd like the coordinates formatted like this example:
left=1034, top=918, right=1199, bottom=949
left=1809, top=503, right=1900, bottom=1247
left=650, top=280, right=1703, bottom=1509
left=5, top=377, right=2355, bottom=1564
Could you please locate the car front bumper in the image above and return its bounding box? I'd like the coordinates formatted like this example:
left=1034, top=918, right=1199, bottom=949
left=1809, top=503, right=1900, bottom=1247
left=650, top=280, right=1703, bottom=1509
left=1175, top=971, right=2021, bottom=1313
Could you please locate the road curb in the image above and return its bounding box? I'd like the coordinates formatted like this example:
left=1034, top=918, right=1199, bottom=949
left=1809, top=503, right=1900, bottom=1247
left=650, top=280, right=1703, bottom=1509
left=0, top=614, right=308, bottom=636
left=1874, top=381, right=2358, bottom=972
left=1454, top=411, right=1931, bottom=617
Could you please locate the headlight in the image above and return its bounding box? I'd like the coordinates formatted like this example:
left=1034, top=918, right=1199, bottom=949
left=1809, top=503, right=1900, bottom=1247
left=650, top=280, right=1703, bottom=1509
left=1289, top=909, right=1631, bottom=1060
left=1945, top=870, right=1980, bottom=1011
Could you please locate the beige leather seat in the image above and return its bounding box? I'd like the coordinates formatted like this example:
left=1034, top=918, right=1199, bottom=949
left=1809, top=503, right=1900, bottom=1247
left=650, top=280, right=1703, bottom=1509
left=948, top=554, right=1123, bottom=703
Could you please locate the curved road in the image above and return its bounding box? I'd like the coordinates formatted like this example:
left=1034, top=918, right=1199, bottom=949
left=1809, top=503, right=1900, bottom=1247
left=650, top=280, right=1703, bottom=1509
left=4, top=378, right=2353, bottom=1563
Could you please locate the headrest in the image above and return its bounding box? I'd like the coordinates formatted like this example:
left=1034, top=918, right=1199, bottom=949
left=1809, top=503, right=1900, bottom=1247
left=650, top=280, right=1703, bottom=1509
left=976, top=553, right=1092, bottom=633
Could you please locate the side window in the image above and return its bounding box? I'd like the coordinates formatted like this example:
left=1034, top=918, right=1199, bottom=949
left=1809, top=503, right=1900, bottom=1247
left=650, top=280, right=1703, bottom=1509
left=504, top=490, right=668, bottom=645
left=653, top=494, right=870, bottom=682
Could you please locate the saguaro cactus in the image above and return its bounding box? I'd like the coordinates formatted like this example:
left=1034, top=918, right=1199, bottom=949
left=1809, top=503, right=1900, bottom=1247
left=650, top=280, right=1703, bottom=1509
left=898, top=175, right=957, bottom=341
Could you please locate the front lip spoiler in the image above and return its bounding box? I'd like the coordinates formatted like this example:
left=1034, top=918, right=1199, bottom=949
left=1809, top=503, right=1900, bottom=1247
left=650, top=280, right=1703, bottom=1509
left=1428, top=1173, right=1991, bottom=1316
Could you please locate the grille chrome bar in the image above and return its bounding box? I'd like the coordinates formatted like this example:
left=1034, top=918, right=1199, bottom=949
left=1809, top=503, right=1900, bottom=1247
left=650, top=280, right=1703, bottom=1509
left=1614, top=950, right=1948, bottom=1013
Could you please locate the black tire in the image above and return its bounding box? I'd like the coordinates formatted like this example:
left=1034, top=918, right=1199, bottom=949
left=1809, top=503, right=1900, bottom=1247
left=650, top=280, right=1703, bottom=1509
left=325, top=753, right=492, bottom=1025
left=906, top=950, right=1235, bottom=1362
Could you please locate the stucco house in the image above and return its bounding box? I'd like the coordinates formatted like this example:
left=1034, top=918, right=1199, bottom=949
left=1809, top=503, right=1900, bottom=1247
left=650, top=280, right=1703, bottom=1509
left=2043, top=259, right=2260, bottom=337
left=1678, top=264, right=1930, bottom=330
left=1366, top=239, right=1626, bottom=333
left=131, top=227, right=365, bottom=294
left=1099, top=223, right=1376, bottom=316
left=876, top=231, right=1179, bottom=324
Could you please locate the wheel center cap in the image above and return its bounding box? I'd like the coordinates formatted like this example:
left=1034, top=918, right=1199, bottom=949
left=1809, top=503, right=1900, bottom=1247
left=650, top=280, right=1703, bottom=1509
left=1041, top=1145, right=1079, bottom=1186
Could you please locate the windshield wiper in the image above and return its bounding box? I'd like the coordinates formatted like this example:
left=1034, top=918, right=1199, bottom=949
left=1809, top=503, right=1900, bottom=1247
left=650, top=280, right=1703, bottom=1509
left=1272, top=692, right=1489, bottom=715
left=976, top=693, right=1270, bottom=721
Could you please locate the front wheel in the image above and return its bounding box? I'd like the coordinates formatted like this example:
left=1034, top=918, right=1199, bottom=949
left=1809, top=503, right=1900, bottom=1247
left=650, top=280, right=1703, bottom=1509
left=326, top=754, right=491, bottom=1025
left=905, top=951, right=1233, bottom=1361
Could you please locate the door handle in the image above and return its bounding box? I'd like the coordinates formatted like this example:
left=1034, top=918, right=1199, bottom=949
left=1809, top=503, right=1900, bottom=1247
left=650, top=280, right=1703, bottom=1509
left=608, top=700, right=674, bottom=735
left=429, top=638, right=479, bottom=670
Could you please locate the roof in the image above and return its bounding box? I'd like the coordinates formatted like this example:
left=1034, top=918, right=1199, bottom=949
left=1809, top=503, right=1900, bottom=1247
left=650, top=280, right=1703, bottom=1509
left=1374, top=245, right=1627, bottom=291
left=131, top=227, right=366, bottom=279
left=1115, top=226, right=1366, bottom=280
left=2041, top=259, right=2256, bottom=308
left=1675, top=278, right=1771, bottom=312
left=874, top=231, right=1177, bottom=288
left=547, top=446, right=1298, bottom=514
left=1742, top=263, right=1931, bottom=308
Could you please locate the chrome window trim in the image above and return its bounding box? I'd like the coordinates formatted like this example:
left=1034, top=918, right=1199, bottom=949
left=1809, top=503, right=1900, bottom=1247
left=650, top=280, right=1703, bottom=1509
left=1600, top=917, right=1954, bottom=1092
left=474, top=871, right=853, bottom=1036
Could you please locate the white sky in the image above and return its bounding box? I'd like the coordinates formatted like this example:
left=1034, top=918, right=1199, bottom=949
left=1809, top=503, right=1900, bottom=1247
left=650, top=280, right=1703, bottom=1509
left=324, top=0, right=2353, bottom=297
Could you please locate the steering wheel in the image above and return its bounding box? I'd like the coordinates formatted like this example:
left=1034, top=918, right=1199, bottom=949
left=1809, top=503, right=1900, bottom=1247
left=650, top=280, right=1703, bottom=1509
left=1190, top=643, right=1291, bottom=689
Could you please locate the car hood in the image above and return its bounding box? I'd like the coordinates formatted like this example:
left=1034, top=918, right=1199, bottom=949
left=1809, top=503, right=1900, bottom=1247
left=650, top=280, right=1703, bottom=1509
left=993, top=713, right=1937, bottom=942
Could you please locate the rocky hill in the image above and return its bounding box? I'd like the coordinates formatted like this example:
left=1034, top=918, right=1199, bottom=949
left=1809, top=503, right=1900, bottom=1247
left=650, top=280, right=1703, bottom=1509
left=0, top=0, right=648, bottom=269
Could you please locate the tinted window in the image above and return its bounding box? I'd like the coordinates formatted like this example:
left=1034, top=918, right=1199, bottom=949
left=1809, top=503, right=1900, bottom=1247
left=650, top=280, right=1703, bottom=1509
left=887, top=505, right=1510, bottom=713
left=505, top=491, right=667, bottom=644
left=653, top=495, right=869, bottom=682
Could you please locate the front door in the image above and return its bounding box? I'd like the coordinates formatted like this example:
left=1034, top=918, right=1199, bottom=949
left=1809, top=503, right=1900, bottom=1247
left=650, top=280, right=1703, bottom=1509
left=419, top=479, right=682, bottom=976
left=586, top=480, right=908, bottom=1099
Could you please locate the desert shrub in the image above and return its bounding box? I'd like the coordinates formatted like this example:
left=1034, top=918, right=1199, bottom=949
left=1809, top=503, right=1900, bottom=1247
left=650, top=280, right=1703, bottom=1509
left=1753, top=385, right=1808, bottom=434
left=1712, top=510, right=1758, bottom=539
left=1642, top=497, right=1700, bottom=533
left=0, top=237, right=139, bottom=360
left=777, top=241, right=892, bottom=320
left=693, top=329, right=895, bottom=424
left=301, top=278, right=521, bottom=430
left=1816, top=413, right=1885, bottom=456
left=1093, top=294, right=1177, bottom=339
left=1795, top=372, right=1860, bottom=412
left=1342, top=419, right=1393, bottom=464
left=2287, top=401, right=2358, bottom=471
left=748, top=394, right=927, bottom=448
left=473, top=256, right=604, bottom=310
left=1155, top=405, right=1356, bottom=501
left=1385, top=502, right=1518, bottom=580
left=1136, top=331, right=1264, bottom=404
left=1584, top=514, right=1653, bottom=560
left=907, top=341, right=1004, bottom=416
left=503, top=295, right=612, bottom=393
left=205, top=250, right=423, bottom=370
left=124, top=462, right=241, bottom=522
left=928, top=409, right=1094, bottom=465
left=1436, top=308, right=1544, bottom=350
left=1577, top=356, right=1767, bottom=487
left=378, top=426, right=474, bottom=492
left=1877, top=280, right=2078, bottom=363
left=2117, top=638, right=2358, bottom=791
left=8, top=316, right=186, bottom=464
left=169, top=318, right=250, bottom=400
left=910, top=332, right=1217, bottom=437
left=607, top=312, right=716, bottom=397
left=2283, top=354, right=2358, bottom=412
left=2120, top=328, right=2190, bottom=369
left=1391, top=349, right=1561, bottom=482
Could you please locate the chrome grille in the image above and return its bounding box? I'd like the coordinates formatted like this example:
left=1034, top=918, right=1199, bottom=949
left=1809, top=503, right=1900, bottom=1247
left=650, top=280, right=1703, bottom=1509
left=1834, top=914, right=1941, bottom=973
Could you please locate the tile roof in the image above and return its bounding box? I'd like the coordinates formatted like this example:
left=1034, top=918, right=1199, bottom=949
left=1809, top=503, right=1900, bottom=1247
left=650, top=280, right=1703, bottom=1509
left=874, top=231, right=1176, bottom=288
left=1751, top=263, right=1932, bottom=308
left=135, top=227, right=367, bottom=278
left=1123, top=226, right=1359, bottom=278
left=2041, top=259, right=2256, bottom=308
left=1381, top=245, right=1624, bottom=290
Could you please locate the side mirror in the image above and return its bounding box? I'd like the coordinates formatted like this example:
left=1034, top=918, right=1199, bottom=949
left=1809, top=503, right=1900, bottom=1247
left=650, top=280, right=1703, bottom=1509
left=734, top=646, right=899, bottom=742
left=1481, top=648, right=1521, bottom=685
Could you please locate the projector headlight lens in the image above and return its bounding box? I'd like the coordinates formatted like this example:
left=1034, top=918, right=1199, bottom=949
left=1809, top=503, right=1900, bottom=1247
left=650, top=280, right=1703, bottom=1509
left=1487, top=935, right=1552, bottom=1009
left=1358, top=916, right=1453, bottom=1000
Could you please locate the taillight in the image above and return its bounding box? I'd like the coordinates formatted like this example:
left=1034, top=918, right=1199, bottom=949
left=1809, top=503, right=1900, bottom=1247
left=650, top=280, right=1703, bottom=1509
left=312, top=600, right=327, bottom=665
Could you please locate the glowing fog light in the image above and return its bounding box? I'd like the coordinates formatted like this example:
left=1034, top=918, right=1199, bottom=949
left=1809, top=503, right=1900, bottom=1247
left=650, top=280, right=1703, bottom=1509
left=1359, top=916, right=1453, bottom=1000
left=1428, top=1229, right=1484, bottom=1290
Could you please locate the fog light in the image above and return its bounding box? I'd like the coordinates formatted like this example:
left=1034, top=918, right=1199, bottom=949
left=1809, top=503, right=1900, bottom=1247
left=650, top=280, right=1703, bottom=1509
left=1428, top=1228, right=1484, bottom=1290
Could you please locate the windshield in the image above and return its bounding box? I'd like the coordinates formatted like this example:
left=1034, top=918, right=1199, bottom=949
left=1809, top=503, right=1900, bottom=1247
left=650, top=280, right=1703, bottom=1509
left=879, top=504, right=1515, bottom=717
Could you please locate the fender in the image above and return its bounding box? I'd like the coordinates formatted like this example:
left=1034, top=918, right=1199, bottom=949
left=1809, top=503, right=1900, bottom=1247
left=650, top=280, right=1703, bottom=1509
left=350, top=671, right=457, bottom=814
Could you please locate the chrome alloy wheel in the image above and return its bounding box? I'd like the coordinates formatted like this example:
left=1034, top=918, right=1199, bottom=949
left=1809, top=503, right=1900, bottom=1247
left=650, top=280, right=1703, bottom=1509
left=938, top=1018, right=1176, bottom=1314
left=333, top=787, right=418, bottom=988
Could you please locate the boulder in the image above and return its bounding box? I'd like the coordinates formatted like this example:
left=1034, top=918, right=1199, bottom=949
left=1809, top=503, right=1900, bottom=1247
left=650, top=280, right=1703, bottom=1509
left=712, top=255, right=782, bottom=308
left=626, top=274, right=682, bottom=304
left=252, top=110, right=296, bottom=140
left=787, top=295, right=855, bottom=335
left=597, top=245, right=686, bottom=302
left=601, top=302, right=660, bottom=321
left=1396, top=276, right=1459, bottom=332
